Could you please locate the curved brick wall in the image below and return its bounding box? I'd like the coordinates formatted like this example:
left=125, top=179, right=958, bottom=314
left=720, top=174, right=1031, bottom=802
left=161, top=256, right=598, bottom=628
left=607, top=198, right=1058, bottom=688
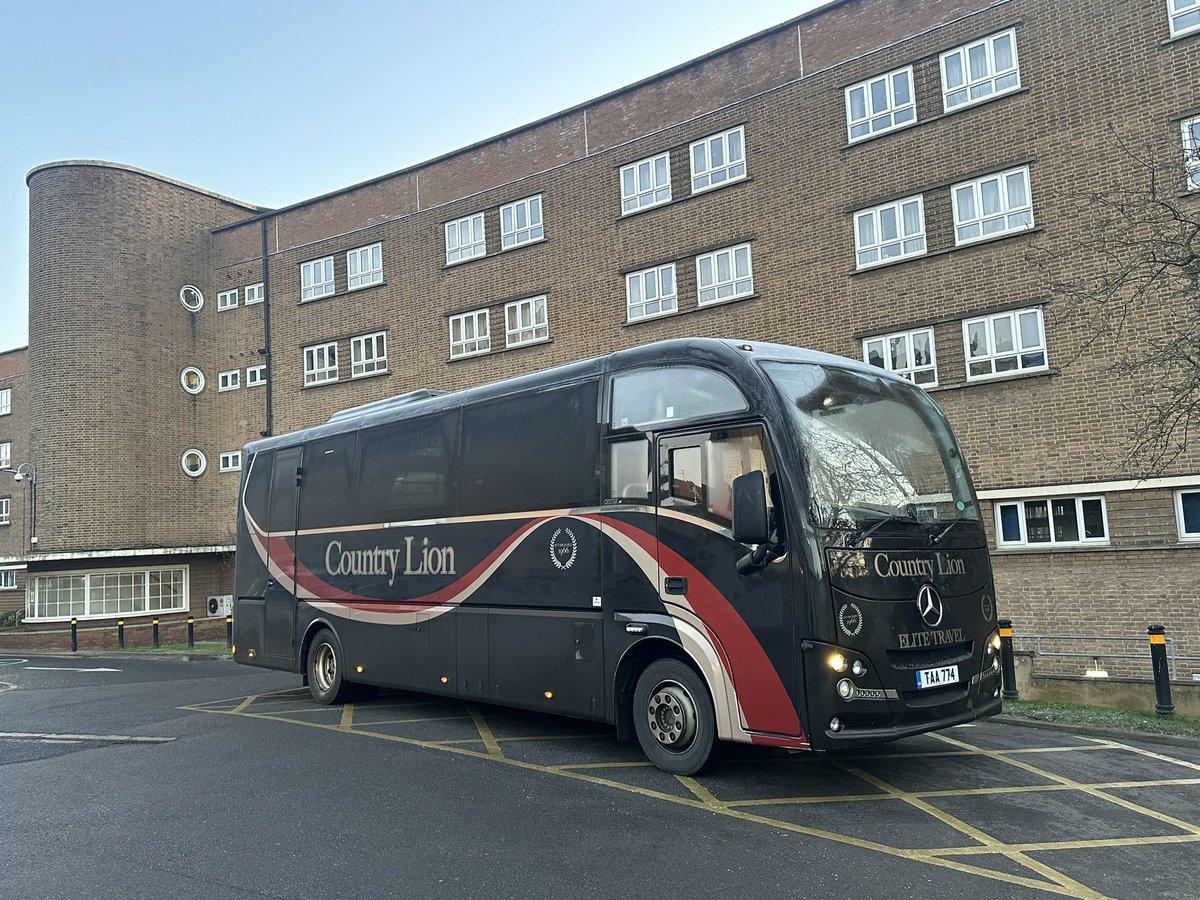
left=27, top=162, right=257, bottom=552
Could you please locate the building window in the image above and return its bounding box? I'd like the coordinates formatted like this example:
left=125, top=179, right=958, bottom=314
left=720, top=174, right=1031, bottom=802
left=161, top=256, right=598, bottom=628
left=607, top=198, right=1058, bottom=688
left=1182, top=116, right=1200, bottom=192
left=245, top=283, right=265, bottom=305
left=846, top=67, right=916, bottom=142
left=1176, top=490, right=1200, bottom=540
left=246, top=365, right=267, bottom=387
left=505, top=296, right=549, bottom=348
left=217, top=289, right=238, bottom=311
left=941, top=29, right=1020, bottom=111
left=0, top=497, right=8, bottom=526
left=1169, top=0, right=1200, bottom=37
left=351, top=331, right=387, bottom=377
left=952, top=166, right=1033, bottom=245
left=347, top=243, right=383, bottom=290
left=690, top=126, right=746, bottom=193
left=219, top=451, right=242, bottom=473
left=304, top=342, right=339, bottom=386
left=28, top=567, right=187, bottom=621
left=0, top=569, right=16, bottom=589
left=621, top=152, right=672, bottom=214
left=218, top=370, right=240, bottom=392
left=996, top=496, right=1108, bottom=546
left=500, top=195, right=544, bottom=249
left=0, top=441, right=9, bottom=469
left=445, top=213, right=486, bottom=264
left=301, top=256, right=335, bottom=301
left=179, top=285, right=204, bottom=312
left=181, top=449, right=207, bottom=478
left=626, top=264, right=678, bottom=322
left=449, top=310, right=491, bottom=359
left=696, top=244, right=753, bottom=306
left=863, top=328, right=937, bottom=386
left=854, top=196, right=926, bottom=268
left=963, top=308, right=1047, bottom=380
left=1, top=387, right=12, bottom=415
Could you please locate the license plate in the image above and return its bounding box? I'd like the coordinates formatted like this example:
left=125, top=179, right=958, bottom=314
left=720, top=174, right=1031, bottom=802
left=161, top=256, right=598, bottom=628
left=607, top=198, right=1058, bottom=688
left=916, top=664, right=959, bottom=689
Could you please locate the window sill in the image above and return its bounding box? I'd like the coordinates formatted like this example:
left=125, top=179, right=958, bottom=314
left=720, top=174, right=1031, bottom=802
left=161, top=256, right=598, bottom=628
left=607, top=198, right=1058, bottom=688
left=925, top=367, right=1059, bottom=394
left=848, top=227, right=1043, bottom=276
left=616, top=177, right=754, bottom=224
left=350, top=369, right=390, bottom=381
left=622, top=293, right=757, bottom=327
left=301, top=378, right=341, bottom=390
left=840, top=87, right=1030, bottom=155
left=299, top=291, right=338, bottom=306
left=1161, top=27, right=1200, bottom=47
left=442, top=253, right=489, bottom=271
left=447, top=337, right=553, bottom=363
left=347, top=279, right=386, bottom=294
left=499, top=236, right=547, bottom=255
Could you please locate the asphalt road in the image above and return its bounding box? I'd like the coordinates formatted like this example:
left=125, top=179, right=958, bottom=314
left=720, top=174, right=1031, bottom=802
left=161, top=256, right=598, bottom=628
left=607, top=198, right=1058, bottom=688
left=2, top=654, right=1198, bottom=900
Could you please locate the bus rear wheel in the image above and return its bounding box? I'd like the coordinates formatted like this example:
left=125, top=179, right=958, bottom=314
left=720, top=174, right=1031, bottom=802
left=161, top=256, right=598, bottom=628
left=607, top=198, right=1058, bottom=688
left=633, top=658, right=715, bottom=775
left=306, top=629, right=352, bottom=705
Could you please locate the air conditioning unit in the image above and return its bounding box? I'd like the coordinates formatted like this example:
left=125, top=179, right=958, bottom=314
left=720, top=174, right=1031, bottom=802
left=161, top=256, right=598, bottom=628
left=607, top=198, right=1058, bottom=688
left=207, top=595, right=233, bottom=618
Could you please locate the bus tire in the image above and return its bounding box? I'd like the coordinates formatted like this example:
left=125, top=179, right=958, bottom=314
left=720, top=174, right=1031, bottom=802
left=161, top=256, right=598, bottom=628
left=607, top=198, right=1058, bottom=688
left=306, top=628, right=352, bottom=705
left=633, top=658, right=715, bottom=775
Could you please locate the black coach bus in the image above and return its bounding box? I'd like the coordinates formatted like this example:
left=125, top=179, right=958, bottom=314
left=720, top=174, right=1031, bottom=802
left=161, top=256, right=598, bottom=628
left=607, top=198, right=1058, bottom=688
left=233, top=338, right=1001, bottom=773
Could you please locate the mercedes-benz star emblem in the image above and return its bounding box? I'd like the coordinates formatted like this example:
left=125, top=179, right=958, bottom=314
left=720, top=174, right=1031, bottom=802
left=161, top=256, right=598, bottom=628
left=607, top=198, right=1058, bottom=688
left=917, top=584, right=944, bottom=628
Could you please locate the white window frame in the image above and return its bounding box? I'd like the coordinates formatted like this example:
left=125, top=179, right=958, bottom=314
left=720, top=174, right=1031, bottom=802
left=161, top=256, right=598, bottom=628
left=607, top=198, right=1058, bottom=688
left=1168, top=0, right=1200, bottom=38
left=500, top=195, right=544, bottom=250
left=301, top=256, right=335, bottom=301
left=690, top=125, right=746, bottom=194
left=0, top=497, right=9, bottom=526
left=504, top=296, right=549, bottom=348
left=351, top=331, right=388, bottom=378
left=940, top=28, right=1021, bottom=112
left=0, top=441, right=9, bottom=470
left=845, top=66, right=917, bottom=142
left=217, top=288, right=238, bottom=311
left=246, top=365, right=267, bottom=387
left=219, top=451, right=242, bottom=473
left=854, top=195, right=926, bottom=268
left=0, top=567, right=18, bottom=590
left=445, top=213, right=486, bottom=264
left=181, top=449, right=207, bottom=478
left=995, top=496, right=1109, bottom=547
left=0, top=387, right=10, bottom=416
left=626, top=264, right=678, bottom=322
left=863, top=328, right=938, bottom=387
left=26, top=566, right=189, bottom=623
left=347, top=243, right=383, bottom=290
left=304, top=342, right=339, bottom=386
left=1182, top=116, right=1200, bottom=192
left=621, top=152, right=672, bottom=214
left=1175, top=489, right=1200, bottom=540
left=449, top=310, right=491, bottom=359
left=952, top=166, right=1033, bottom=245
left=963, top=307, right=1048, bottom=380
left=245, top=283, right=265, bottom=305
left=218, top=370, right=240, bottom=392
left=696, top=244, right=753, bottom=306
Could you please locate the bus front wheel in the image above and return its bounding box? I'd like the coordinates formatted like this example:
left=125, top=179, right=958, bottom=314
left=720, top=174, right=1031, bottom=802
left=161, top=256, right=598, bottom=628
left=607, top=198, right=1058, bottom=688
left=633, top=658, right=715, bottom=775
left=306, top=629, right=352, bottom=705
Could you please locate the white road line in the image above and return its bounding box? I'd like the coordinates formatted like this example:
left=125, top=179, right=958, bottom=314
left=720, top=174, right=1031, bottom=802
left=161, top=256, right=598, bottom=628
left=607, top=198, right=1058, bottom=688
left=23, top=666, right=121, bottom=673
left=0, top=658, right=29, bottom=667
left=0, top=732, right=175, bottom=744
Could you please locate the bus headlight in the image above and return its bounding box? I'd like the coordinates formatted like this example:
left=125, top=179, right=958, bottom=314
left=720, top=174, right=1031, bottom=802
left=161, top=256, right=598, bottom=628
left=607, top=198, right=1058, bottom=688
left=837, top=678, right=855, bottom=700
left=829, top=653, right=848, bottom=673
left=851, top=660, right=866, bottom=676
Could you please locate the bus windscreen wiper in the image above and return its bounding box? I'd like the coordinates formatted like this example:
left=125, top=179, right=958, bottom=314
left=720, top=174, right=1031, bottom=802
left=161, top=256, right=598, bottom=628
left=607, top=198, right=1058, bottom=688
left=930, top=518, right=960, bottom=544
left=847, top=514, right=913, bottom=547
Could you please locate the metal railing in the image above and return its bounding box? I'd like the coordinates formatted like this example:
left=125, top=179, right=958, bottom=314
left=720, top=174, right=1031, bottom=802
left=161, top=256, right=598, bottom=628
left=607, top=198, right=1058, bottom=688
left=1013, top=633, right=1185, bottom=680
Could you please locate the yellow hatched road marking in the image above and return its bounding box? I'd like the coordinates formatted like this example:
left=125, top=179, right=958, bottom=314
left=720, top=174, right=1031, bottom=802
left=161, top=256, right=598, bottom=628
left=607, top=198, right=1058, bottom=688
left=339, top=704, right=355, bottom=729
left=186, top=695, right=1200, bottom=899
left=1087, top=738, right=1200, bottom=773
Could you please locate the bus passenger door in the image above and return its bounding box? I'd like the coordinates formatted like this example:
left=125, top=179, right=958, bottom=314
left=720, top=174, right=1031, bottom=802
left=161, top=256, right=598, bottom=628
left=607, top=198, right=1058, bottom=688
left=656, top=427, right=801, bottom=738
left=264, top=446, right=302, bottom=667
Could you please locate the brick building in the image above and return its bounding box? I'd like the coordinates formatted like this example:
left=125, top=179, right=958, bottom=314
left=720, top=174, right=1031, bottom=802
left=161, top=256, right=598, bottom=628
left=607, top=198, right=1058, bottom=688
left=4, top=0, right=1199, bottom=671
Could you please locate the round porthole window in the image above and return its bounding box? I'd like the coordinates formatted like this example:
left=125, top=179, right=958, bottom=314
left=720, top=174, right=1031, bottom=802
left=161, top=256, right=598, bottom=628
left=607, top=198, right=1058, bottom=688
left=181, top=449, right=207, bottom=477
left=180, top=367, right=205, bottom=394
left=179, top=284, right=205, bottom=312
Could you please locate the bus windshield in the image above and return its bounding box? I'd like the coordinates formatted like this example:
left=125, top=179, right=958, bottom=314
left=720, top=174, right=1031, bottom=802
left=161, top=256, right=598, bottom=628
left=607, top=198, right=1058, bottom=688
left=761, top=361, right=979, bottom=530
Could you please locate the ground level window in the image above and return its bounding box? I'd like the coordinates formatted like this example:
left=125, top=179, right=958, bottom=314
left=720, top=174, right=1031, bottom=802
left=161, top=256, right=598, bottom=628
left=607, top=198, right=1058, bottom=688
left=1176, top=490, right=1200, bottom=540
left=996, top=496, right=1107, bottom=547
left=27, top=567, right=187, bottom=621
left=0, top=568, right=17, bottom=589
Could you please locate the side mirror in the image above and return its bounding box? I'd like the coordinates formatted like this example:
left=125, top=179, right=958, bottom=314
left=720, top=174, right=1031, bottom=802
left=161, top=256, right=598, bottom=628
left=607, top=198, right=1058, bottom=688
left=731, top=471, right=769, bottom=545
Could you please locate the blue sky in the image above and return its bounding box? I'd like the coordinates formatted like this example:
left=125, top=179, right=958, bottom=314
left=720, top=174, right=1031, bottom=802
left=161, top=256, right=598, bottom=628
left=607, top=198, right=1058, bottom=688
left=0, top=0, right=826, bottom=352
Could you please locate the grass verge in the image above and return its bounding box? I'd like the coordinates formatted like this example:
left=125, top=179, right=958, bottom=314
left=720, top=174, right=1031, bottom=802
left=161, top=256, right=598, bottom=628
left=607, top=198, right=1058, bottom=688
left=1000, top=699, right=1200, bottom=739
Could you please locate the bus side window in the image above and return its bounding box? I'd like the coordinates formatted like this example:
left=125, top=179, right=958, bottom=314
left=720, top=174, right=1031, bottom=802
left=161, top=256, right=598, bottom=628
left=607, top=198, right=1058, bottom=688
left=358, top=414, right=456, bottom=523
left=243, top=450, right=274, bottom=527
left=298, top=434, right=357, bottom=530
left=609, top=439, right=651, bottom=503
